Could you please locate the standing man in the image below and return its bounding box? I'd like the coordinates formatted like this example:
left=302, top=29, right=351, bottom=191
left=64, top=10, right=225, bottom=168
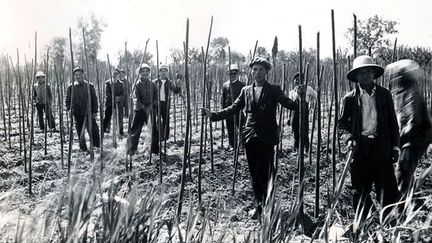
left=289, top=72, right=317, bottom=153
left=103, top=68, right=126, bottom=135
left=386, top=59, right=432, bottom=196
left=33, top=71, right=56, bottom=132
left=221, top=64, right=245, bottom=151
left=338, top=55, right=400, bottom=221
left=153, top=65, right=181, bottom=140
left=202, top=57, right=300, bottom=219
left=127, top=63, right=159, bottom=155
left=119, top=69, right=130, bottom=118
left=65, top=67, right=100, bottom=152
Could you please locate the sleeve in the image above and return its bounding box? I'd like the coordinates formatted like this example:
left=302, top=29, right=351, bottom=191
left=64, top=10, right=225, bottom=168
left=48, top=84, right=53, bottom=104
left=338, top=95, right=354, bottom=143
left=221, top=85, right=227, bottom=108
left=387, top=92, right=400, bottom=149
left=133, top=82, right=141, bottom=110
left=400, top=92, right=423, bottom=144
left=33, top=86, right=37, bottom=103
left=275, top=86, right=297, bottom=110
left=105, top=82, right=112, bottom=105
left=211, top=88, right=245, bottom=121
left=308, top=86, right=317, bottom=102
left=65, top=85, right=71, bottom=111
left=91, top=85, right=98, bottom=113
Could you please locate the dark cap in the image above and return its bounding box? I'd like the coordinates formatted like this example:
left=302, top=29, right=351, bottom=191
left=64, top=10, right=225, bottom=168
left=73, top=66, right=84, bottom=74
left=249, top=57, right=272, bottom=70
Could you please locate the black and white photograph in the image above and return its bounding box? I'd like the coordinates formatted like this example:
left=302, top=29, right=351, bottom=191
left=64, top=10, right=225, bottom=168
left=1, top=0, right=432, bottom=241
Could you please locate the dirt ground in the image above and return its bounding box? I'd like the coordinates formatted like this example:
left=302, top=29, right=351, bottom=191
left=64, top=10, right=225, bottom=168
left=0, top=103, right=431, bottom=242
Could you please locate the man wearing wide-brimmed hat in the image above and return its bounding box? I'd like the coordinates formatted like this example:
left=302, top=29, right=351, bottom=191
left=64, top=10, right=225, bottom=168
left=153, top=64, right=181, bottom=141
left=127, top=63, right=159, bottom=155
left=65, top=66, right=100, bottom=152
left=33, top=71, right=56, bottom=132
left=202, top=57, right=301, bottom=219
left=221, top=64, right=245, bottom=151
left=386, top=59, right=432, bottom=196
left=338, top=55, right=400, bottom=221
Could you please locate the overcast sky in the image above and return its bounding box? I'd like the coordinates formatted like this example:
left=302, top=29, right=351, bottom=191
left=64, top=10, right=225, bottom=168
left=1, top=0, right=432, bottom=65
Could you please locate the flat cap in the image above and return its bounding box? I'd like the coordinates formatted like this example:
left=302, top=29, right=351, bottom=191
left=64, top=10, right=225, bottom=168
left=73, top=66, right=84, bottom=74
left=249, top=57, right=272, bottom=70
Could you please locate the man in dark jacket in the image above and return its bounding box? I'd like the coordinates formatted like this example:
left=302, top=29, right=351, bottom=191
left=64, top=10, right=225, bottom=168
left=221, top=64, right=245, bottom=151
left=127, top=63, right=159, bottom=155
left=338, top=55, right=400, bottom=221
left=202, top=57, right=300, bottom=219
left=153, top=65, right=181, bottom=140
left=103, top=68, right=126, bottom=135
left=386, top=59, right=432, bottom=196
left=65, top=67, right=100, bottom=152
left=33, top=71, right=56, bottom=131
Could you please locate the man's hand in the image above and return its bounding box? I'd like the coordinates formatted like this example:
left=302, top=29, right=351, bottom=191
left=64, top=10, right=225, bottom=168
left=297, top=84, right=306, bottom=96
left=391, top=149, right=400, bottom=163
left=347, top=140, right=357, bottom=149
left=200, top=107, right=212, bottom=119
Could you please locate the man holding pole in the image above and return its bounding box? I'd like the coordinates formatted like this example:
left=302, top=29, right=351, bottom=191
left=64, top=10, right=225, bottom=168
left=33, top=71, right=56, bottom=132
left=153, top=65, right=181, bottom=140
left=289, top=72, right=316, bottom=154
left=103, top=68, right=126, bottom=135
left=338, top=55, right=400, bottom=221
left=221, top=64, right=245, bottom=151
left=202, top=57, right=301, bottom=219
left=127, top=63, right=159, bottom=155
left=65, top=66, right=100, bottom=152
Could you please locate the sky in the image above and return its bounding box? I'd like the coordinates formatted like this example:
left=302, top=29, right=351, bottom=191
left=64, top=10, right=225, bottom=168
left=1, top=0, right=432, bottom=65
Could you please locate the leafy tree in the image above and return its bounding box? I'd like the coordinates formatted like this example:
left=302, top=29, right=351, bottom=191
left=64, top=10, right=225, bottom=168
left=210, top=37, right=229, bottom=64
left=346, top=15, right=398, bottom=56
left=230, top=50, right=246, bottom=64
left=49, top=37, right=68, bottom=67
left=256, top=46, right=269, bottom=58
left=76, top=13, right=107, bottom=62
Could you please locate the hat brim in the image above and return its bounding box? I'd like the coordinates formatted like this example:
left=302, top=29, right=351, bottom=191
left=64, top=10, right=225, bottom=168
left=346, top=64, right=384, bottom=82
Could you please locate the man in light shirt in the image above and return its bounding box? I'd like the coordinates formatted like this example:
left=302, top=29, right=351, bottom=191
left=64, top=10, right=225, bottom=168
left=289, top=73, right=317, bottom=153
left=338, top=55, right=400, bottom=223
left=153, top=65, right=181, bottom=141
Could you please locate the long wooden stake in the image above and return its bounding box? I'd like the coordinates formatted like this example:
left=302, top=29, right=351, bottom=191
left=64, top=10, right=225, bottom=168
left=54, top=63, right=65, bottom=169
left=83, top=29, right=95, bottom=163
left=198, top=16, right=213, bottom=205
left=28, top=32, right=37, bottom=195
left=67, top=28, right=76, bottom=178
left=156, top=40, right=163, bottom=185
left=297, top=24, right=306, bottom=227
left=177, top=18, right=191, bottom=219
left=331, top=9, right=339, bottom=193
left=314, top=32, right=321, bottom=218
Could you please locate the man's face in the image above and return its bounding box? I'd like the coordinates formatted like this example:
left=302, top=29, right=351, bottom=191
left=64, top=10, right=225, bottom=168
left=118, top=71, right=126, bottom=80
left=251, top=64, right=267, bottom=82
left=74, top=71, right=84, bottom=82
left=160, top=69, right=168, bottom=79
left=112, top=71, right=119, bottom=79
left=36, top=76, right=45, bottom=84
left=229, top=70, right=239, bottom=82
left=139, top=68, right=151, bottom=80
left=356, top=67, right=375, bottom=85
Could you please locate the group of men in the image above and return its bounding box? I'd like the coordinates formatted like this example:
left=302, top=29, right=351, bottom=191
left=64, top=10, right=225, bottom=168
left=203, top=55, right=431, bottom=223
left=33, top=64, right=181, bottom=154
left=33, top=54, right=431, bottom=224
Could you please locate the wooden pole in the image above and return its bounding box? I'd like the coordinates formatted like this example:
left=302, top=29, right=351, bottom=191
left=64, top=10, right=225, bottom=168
left=314, top=32, right=322, bottom=218
left=198, top=16, right=213, bottom=205
left=67, top=28, right=75, bottom=178
left=177, top=18, right=191, bottom=218
left=331, top=9, right=339, bottom=193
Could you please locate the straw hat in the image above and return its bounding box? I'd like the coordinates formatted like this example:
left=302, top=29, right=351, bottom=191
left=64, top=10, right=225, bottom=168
left=136, top=63, right=151, bottom=74
left=229, top=64, right=239, bottom=72
left=73, top=66, right=84, bottom=74
left=346, top=55, right=384, bottom=82
left=159, top=65, right=169, bottom=71
left=35, top=71, right=46, bottom=78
